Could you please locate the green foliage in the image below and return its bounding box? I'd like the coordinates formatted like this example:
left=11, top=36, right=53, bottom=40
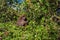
left=0, top=0, right=19, bottom=22
left=0, top=0, right=59, bottom=40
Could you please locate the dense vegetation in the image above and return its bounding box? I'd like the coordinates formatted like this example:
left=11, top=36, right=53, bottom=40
left=0, top=0, right=60, bottom=40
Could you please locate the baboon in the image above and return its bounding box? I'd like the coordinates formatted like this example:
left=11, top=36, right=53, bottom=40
left=16, top=14, right=28, bottom=26
left=0, top=28, right=9, bottom=36
left=0, top=37, right=2, bottom=40
left=4, top=31, right=9, bottom=36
